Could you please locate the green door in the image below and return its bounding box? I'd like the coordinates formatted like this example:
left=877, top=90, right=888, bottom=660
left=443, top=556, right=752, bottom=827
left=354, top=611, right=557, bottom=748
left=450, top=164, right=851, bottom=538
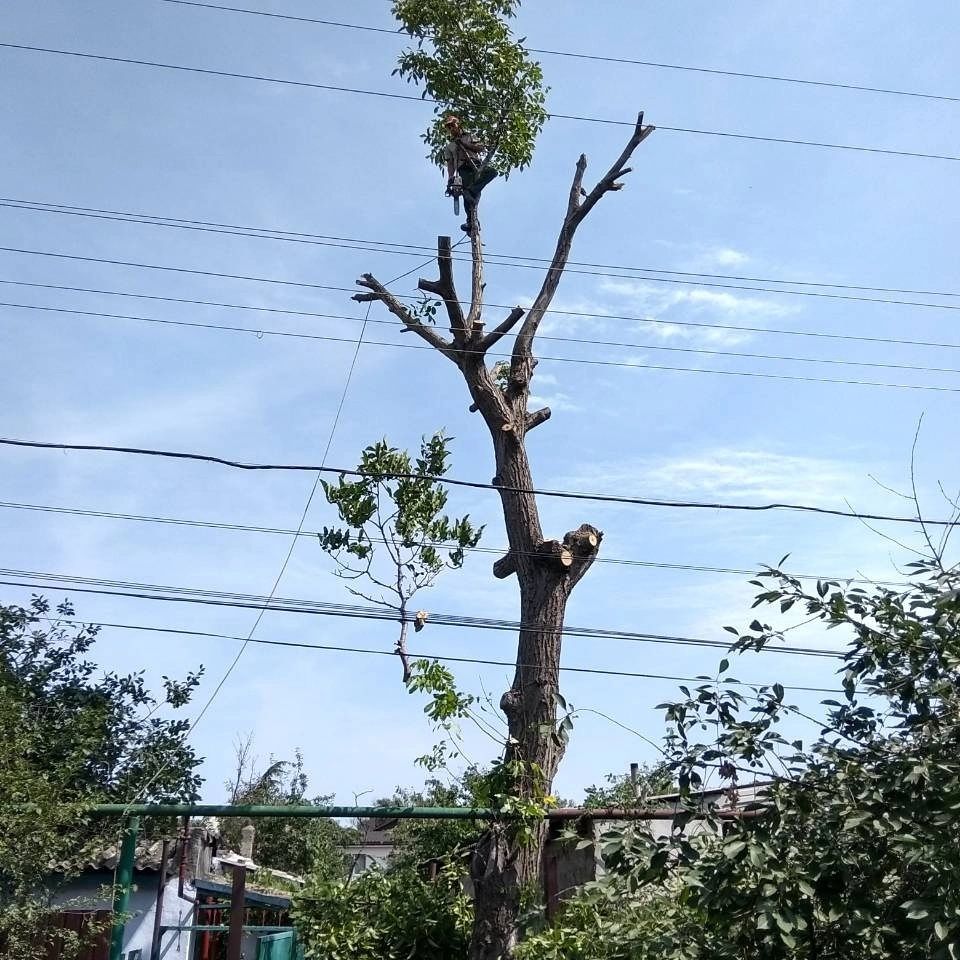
left=256, top=931, right=301, bottom=960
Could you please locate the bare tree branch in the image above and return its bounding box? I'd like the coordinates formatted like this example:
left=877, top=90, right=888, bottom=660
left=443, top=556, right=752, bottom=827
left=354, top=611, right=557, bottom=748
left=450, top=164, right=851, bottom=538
left=511, top=113, right=654, bottom=385
left=353, top=273, right=459, bottom=361
left=525, top=407, right=552, bottom=432
left=417, top=236, right=469, bottom=344
left=480, top=306, right=525, bottom=352
left=467, top=214, right=485, bottom=333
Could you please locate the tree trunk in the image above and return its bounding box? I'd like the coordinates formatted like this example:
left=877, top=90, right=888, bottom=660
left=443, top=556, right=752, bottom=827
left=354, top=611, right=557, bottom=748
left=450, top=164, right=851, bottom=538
left=352, top=112, right=653, bottom=959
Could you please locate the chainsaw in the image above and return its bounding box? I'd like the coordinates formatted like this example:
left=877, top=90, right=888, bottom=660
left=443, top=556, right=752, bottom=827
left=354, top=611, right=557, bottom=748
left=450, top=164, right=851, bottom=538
left=445, top=173, right=463, bottom=216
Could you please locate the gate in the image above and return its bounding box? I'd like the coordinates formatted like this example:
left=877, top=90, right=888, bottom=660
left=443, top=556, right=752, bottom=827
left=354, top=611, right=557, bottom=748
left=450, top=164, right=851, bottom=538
left=256, top=930, right=301, bottom=960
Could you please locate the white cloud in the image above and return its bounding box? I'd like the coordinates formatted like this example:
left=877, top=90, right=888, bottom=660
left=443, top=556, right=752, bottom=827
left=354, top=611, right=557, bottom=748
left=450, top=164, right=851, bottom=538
left=557, top=446, right=879, bottom=508
left=600, top=280, right=796, bottom=320
left=529, top=390, right=581, bottom=413
left=705, top=247, right=750, bottom=268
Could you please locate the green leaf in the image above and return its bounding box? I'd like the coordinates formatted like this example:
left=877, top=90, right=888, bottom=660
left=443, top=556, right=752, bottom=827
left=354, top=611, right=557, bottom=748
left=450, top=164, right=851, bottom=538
left=722, top=840, right=747, bottom=859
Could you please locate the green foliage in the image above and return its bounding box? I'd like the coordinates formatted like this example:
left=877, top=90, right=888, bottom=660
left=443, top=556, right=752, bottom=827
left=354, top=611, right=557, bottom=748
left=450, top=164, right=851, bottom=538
left=1, top=597, right=203, bottom=803
left=391, top=0, right=548, bottom=174
left=582, top=764, right=673, bottom=809
left=318, top=433, right=482, bottom=611
left=0, top=597, right=203, bottom=957
left=293, top=865, right=472, bottom=960
left=379, top=774, right=486, bottom=873
left=220, top=736, right=355, bottom=879
left=518, top=553, right=960, bottom=959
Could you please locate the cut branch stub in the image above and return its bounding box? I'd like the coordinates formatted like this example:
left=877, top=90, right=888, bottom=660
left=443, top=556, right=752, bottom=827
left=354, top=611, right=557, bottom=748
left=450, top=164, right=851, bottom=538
left=539, top=539, right=574, bottom=569
left=564, top=524, right=603, bottom=556
left=493, top=530, right=597, bottom=580
left=493, top=551, right=517, bottom=580
left=353, top=273, right=459, bottom=361
left=526, top=408, right=551, bottom=431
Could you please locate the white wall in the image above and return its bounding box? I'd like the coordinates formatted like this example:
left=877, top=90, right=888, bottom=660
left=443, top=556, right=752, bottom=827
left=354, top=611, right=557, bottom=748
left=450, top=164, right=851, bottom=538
left=52, top=874, right=196, bottom=959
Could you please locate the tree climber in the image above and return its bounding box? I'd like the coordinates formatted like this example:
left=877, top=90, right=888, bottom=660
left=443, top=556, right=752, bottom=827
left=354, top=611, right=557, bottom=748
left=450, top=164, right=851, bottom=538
left=442, top=114, right=498, bottom=233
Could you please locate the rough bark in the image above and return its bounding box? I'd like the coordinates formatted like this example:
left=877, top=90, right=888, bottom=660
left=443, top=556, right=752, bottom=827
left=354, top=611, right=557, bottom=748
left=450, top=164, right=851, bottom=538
left=353, top=112, right=653, bottom=960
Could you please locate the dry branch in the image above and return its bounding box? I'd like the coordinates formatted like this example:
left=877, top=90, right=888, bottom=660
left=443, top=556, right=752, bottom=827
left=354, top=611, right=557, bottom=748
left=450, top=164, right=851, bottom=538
left=417, top=235, right=468, bottom=343
left=354, top=273, right=459, bottom=362
left=480, top=306, right=525, bottom=352
left=526, top=408, right=552, bottom=431
left=510, top=114, right=655, bottom=385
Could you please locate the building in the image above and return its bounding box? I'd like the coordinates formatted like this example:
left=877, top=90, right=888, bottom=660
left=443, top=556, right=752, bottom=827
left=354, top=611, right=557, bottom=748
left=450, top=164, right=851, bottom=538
left=343, top=817, right=397, bottom=874
left=47, top=821, right=302, bottom=960
left=49, top=836, right=202, bottom=960
left=543, top=781, right=771, bottom=914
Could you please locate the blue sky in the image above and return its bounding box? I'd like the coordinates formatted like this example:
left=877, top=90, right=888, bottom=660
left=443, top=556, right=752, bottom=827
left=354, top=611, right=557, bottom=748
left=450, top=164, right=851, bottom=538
left=2, top=0, right=959, bottom=804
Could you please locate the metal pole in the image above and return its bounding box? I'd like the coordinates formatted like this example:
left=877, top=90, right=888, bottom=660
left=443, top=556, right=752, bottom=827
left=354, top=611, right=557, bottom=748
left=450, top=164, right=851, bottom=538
left=109, top=814, right=141, bottom=960
left=149, top=838, right=172, bottom=960
left=226, top=865, right=247, bottom=960
left=83, top=802, right=766, bottom=821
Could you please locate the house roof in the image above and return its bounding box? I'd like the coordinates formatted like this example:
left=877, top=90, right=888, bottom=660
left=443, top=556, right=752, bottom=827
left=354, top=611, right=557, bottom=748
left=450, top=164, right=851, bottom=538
left=193, top=878, right=292, bottom=909
left=647, top=781, right=773, bottom=805
left=52, top=838, right=170, bottom=874
left=351, top=817, right=398, bottom=845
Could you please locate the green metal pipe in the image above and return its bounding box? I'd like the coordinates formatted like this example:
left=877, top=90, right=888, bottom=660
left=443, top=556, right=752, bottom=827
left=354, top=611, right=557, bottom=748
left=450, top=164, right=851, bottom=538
left=81, top=803, right=753, bottom=821
left=109, top=814, right=141, bottom=960
left=5, top=802, right=756, bottom=822
left=88, top=803, right=500, bottom=819
left=160, top=926, right=292, bottom=934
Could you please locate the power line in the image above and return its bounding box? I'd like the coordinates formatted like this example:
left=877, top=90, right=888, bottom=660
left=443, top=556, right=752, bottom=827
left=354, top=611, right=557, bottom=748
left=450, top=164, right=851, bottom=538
left=7, top=197, right=960, bottom=302
left=2, top=40, right=958, bottom=163
left=180, top=270, right=367, bottom=725
left=7, top=275, right=960, bottom=355
left=0, top=498, right=905, bottom=586
left=158, top=0, right=960, bottom=106
left=0, top=570, right=843, bottom=659
left=8, top=295, right=958, bottom=393
left=7, top=299, right=960, bottom=384
left=41, top=615, right=843, bottom=694
left=2, top=437, right=956, bottom=527
left=122, top=245, right=450, bottom=803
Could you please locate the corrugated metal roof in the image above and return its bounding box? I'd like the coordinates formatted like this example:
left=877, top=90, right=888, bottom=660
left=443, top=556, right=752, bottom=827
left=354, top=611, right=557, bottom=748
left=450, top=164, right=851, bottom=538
left=193, top=878, right=292, bottom=909
left=52, top=838, right=170, bottom=874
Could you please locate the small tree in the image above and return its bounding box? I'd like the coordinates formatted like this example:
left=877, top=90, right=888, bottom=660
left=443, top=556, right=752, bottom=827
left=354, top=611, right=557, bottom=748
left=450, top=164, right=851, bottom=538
left=317, top=432, right=482, bottom=681
left=294, top=865, right=472, bottom=960
left=356, top=1, right=654, bottom=953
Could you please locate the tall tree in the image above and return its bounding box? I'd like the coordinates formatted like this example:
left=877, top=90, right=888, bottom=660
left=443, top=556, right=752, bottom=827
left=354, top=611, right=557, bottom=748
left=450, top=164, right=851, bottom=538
left=356, top=2, right=654, bottom=954
left=222, top=735, right=354, bottom=879
left=0, top=596, right=203, bottom=958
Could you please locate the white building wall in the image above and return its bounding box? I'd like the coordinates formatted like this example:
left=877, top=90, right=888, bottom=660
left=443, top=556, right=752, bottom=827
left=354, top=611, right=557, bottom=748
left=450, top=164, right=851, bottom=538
left=52, top=874, right=196, bottom=959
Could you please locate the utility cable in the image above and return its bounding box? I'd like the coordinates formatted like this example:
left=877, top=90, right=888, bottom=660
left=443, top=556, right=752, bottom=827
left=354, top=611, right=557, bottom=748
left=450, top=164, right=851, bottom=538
left=157, top=0, right=960, bottom=106
left=118, top=242, right=457, bottom=804
left=1, top=41, right=957, bottom=163
left=119, top=240, right=463, bottom=796
left=7, top=299, right=960, bottom=382
left=43, top=615, right=845, bottom=694
left=0, top=499, right=905, bottom=587
left=7, top=275, right=960, bottom=355
left=2, top=437, right=957, bottom=527
left=6, top=197, right=960, bottom=301
left=0, top=570, right=843, bottom=659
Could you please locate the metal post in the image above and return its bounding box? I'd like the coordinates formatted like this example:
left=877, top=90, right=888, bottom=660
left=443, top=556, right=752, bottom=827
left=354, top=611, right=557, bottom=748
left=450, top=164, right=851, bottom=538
left=630, top=762, right=640, bottom=799
left=149, top=838, right=172, bottom=960
left=109, top=814, right=141, bottom=960
left=226, top=865, right=247, bottom=960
